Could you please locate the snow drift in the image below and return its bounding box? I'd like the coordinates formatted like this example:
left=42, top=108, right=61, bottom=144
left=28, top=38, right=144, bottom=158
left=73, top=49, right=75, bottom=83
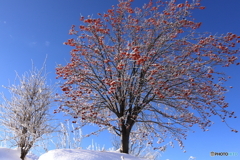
left=0, top=147, right=36, bottom=160
left=0, top=147, right=21, bottom=160
left=0, top=148, right=144, bottom=160
left=38, top=149, right=145, bottom=160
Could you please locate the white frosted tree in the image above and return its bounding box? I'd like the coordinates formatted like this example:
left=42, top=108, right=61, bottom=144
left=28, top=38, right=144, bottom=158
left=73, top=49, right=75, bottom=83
left=0, top=64, right=55, bottom=160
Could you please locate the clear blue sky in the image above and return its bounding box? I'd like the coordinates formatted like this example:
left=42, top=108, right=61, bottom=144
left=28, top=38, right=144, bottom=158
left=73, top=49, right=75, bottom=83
left=0, top=0, right=240, bottom=159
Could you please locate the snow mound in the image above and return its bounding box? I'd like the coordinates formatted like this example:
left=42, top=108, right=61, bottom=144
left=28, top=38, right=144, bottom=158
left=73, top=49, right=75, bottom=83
left=0, top=147, right=37, bottom=160
left=38, top=149, right=145, bottom=160
left=0, top=147, right=21, bottom=160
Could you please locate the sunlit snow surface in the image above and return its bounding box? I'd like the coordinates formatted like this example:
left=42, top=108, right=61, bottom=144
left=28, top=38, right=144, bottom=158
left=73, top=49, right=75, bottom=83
left=0, top=148, right=144, bottom=160
left=0, top=148, right=21, bottom=160
left=0, top=147, right=36, bottom=160
left=38, top=149, right=144, bottom=160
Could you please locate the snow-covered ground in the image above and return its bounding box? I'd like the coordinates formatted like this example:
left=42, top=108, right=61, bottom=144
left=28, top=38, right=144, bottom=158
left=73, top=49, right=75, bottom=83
left=39, top=149, right=145, bottom=160
left=0, top=148, right=145, bottom=160
left=0, top=147, right=37, bottom=160
left=0, top=148, right=22, bottom=160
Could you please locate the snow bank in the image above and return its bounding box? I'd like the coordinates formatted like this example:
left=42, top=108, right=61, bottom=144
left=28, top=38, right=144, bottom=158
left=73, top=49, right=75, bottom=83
left=0, top=147, right=37, bottom=160
left=0, top=147, right=21, bottom=160
left=0, top=148, right=144, bottom=160
left=38, top=149, right=145, bottom=160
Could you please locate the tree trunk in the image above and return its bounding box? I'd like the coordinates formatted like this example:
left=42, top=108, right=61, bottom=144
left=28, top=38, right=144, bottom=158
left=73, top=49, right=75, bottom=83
left=120, top=125, right=130, bottom=154
left=20, top=148, right=28, bottom=160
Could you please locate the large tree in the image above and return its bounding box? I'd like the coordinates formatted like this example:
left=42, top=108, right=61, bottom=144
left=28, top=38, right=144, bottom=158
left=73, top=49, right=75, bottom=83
left=0, top=65, right=55, bottom=160
left=56, top=0, right=239, bottom=154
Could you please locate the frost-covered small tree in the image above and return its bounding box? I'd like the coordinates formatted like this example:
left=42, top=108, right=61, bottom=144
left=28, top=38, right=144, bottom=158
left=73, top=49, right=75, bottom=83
left=51, top=120, right=83, bottom=150
left=56, top=0, right=240, bottom=154
left=0, top=65, right=55, bottom=160
left=112, top=134, right=160, bottom=160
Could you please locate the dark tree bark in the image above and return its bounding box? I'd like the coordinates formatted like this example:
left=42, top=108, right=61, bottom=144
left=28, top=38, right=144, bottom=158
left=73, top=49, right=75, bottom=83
left=20, top=148, right=28, bottom=160
left=120, top=125, right=130, bottom=154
